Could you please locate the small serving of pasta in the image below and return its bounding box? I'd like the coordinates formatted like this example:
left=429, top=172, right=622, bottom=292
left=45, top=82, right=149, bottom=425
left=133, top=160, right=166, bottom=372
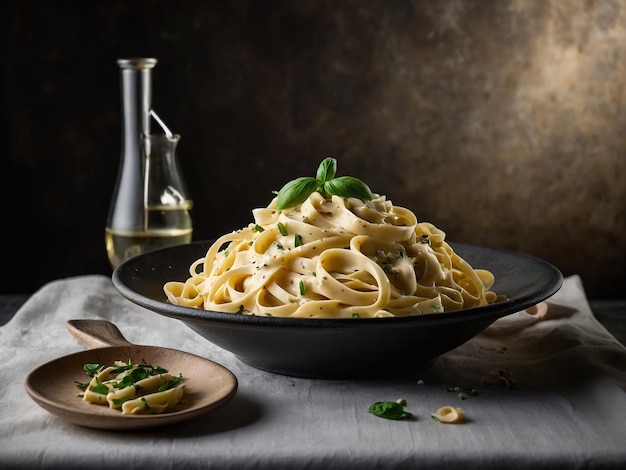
left=76, top=361, right=184, bottom=415
left=164, top=159, right=501, bottom=319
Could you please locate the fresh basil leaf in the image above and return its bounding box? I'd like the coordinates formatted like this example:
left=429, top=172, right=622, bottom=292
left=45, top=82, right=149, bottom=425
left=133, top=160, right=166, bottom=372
left=111, top=363, right=134, bottom=374
left=274, top=158, right=376, bottom=210
left=112, top=397, right=130, bottom=406
left=115, top=366, right=150, bottom=389
left=316, top=157, right=337, bottom=182
left=323, top=176, right=373, bottom=202
left=276, top=176, right=319, bottom=211
left=146, top=365, right=168, bottom=375
left=368, top=401, right=412, bottom=420
left=92, top=379, right=109, bottom=395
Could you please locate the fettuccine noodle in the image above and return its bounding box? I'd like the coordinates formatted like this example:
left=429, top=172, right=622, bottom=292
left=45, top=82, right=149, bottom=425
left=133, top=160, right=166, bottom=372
left=164, top=192, right=501, bottom=318
left=80, top=361, right=184, bottom=414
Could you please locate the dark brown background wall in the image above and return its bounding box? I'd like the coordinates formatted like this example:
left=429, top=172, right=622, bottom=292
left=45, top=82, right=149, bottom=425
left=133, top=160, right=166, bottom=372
left=2, top=0, right=625, bottom=299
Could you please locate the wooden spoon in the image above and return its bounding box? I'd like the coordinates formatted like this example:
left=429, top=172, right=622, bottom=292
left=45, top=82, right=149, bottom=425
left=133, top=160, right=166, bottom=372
left=24, top=319, right=237, bottom=430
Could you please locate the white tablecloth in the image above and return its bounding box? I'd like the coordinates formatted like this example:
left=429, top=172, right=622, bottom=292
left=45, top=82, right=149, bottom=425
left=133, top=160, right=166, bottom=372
left=1, top=274, right=625, bottom=469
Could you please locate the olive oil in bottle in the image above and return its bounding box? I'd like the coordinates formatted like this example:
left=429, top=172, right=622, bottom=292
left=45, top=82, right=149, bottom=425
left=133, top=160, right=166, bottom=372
left=105, top=207, right=193, bottom=268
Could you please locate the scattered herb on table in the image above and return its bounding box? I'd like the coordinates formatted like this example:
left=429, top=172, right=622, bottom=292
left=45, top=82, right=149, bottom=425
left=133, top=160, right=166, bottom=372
left=447, top=385, right=480, bottom=398
left=482, top=368, right=517, bottom=389
left=368, top=401, right=413, bottom=420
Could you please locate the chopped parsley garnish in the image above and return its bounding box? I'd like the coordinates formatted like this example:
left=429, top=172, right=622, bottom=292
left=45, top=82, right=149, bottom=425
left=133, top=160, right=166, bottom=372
left=110, top=362, right=135, bottom=374
left=112, top=397, right=130, bottom=406
left=74, top=380, right=90, bottom=391
left=277, top=222, right=288, bottom=236
left=76, top=362, right=172, bottom=392
left=114, top=366, right=152, bottom=389
left=159, top=374, right=183, bottom=392
left=83, top=363, right=103, bottom=377
left=76, top=360, right=185, bottom=415
left=294, top=233, right=303, bottom=247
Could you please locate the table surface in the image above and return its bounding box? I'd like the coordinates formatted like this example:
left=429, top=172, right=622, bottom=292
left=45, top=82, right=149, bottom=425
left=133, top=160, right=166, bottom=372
left=1, top=275, right=625, bottom=470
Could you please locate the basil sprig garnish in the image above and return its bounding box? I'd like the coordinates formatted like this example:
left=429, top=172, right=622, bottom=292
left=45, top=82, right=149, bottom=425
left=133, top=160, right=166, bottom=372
left=275, top=157, right=373, bottom=210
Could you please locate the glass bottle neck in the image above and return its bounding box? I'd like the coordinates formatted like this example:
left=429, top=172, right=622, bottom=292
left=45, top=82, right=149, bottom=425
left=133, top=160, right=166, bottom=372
left=119, top=58, right=157, bottom=156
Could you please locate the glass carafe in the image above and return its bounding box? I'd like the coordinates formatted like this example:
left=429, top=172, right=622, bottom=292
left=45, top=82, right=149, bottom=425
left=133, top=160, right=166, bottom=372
left=105, top=58, right=193, bottom=269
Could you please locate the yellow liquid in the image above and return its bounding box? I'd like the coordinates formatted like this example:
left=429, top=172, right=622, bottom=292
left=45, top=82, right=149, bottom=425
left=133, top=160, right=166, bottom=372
left=105, top=227, right=193, bottom=269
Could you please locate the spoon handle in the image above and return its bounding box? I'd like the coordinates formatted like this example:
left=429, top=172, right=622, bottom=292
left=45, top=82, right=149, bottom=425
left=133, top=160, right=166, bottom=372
left=66, top=319, right=134, bottom=348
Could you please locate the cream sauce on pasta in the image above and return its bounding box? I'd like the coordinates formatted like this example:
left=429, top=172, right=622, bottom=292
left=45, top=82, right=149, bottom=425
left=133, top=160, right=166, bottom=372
left=164, top=192, right=501, bottom=318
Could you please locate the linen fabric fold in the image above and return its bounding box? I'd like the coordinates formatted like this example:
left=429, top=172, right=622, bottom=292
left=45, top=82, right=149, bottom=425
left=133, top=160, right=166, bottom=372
left=1, top=274, right=624, bottom=469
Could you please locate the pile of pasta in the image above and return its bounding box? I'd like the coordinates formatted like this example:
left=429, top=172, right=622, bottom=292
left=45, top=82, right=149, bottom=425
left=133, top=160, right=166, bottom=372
left=164, top=192, right=501, bottom=318
left=80, top=361, right=184, bottom=414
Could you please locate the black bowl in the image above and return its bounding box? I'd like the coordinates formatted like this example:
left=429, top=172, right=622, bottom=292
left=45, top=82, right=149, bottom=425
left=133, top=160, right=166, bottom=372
left=112, top=241, right=562, bottom=379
